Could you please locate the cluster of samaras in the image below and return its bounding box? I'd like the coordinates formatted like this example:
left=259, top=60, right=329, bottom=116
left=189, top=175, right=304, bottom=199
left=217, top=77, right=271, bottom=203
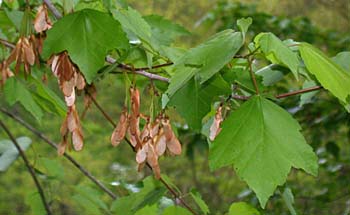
left=48, top=51, right=88, bottom=155
left=0, top=4, right=51, bottom=86
left=111, top=86, right=182, bottom=178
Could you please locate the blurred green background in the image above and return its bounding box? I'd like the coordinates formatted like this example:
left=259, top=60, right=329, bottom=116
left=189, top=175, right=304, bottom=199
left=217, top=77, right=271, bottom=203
left=0, top=0, right=349, bottom=214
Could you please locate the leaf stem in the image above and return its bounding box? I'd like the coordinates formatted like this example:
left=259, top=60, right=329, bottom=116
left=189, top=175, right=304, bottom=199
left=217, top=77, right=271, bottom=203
left=275, top=86, right=322, bottom=99
left=248, top=57, right=260, bottom=94
left=0, top=119, right=52, bottom=215
left=231, top=86, right=323, bottom=101
left=0, top=108, right=118, bottom=200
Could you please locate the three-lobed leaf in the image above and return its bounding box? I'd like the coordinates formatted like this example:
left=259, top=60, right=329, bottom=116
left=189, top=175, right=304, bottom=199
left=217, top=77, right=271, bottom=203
left=42, top=9, right=129, bottom=83
left=209, top=96, right=318, bottom=207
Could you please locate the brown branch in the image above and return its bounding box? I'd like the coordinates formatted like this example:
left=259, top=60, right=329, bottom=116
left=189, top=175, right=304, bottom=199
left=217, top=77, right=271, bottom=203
left=234, top=46, right=260, bottom=59
left=43, top=0, right=62, bottom=19
left=0, top=108, right=118, bottom=200
left=0, top=38, right=15, bottom=49
left=87, top=92, right=117, bottom=127
left=231, top=86, right=323, bottom=101
left=88, top=94, right=199, bottom=215
left=105, top=56, right=170, bottom=83
left=275, top=86, right=322, bottom=99
left=119, top=62, right=174, bottom=72
left=0, top=120, right=52, bottom=215
left=40, top=0, right=170, bottom=83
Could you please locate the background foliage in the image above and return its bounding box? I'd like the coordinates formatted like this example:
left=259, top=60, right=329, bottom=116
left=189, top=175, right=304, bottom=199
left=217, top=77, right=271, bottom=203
left=0, top=0, right=349, bottom=215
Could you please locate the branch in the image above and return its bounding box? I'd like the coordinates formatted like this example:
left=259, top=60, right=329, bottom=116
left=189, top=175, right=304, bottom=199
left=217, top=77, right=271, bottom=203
left=0, top=108, right=118, bottom=200
left=41, top=0, right=171, bottom=83
left=88, top=94, right=199, bottom=215
left=231, top=86, right=323, bottom=101
left=275, top=86, right=322, bottom=99
left=2, top=39, right=170, bottom=83
left=0, top=119, right=52, bottom=215
left=105, top=56, right=170, bottom=83
left=40, top=1, right=171, bottom=83
left=0, top=38, right=15, bottom=49
left=118, top=61, right=174, bottom=72
left=43, top=0, right=62, bottom=19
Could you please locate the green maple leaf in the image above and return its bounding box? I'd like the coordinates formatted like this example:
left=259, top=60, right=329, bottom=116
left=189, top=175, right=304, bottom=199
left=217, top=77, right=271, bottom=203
left=300, top=43, right=350, bottom=104
left=166, top=29, right=243, bottom=97
left=42, top=9, right=129, bottom=83
left=169, top=74, right=230, bottom=130
left=209, top=96, right=318, bottom=207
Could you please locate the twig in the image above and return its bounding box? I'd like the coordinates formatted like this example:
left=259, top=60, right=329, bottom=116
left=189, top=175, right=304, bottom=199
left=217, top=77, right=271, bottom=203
left=118, top=61, right=174, bottom=72
left=43, top=0, right=62, bottom=19
left=88, top=94, right=199, bottom=215
left=231, top=86, right=323, bottom=101
left=87, top=92, right=117, bottom=127
left=0, top=108, right=118, bottom=200
left=0, top=120, right=52, bottom=215
left=247, top=57, right=260, bottom=94
left=106, top=56, right=170, bottom=83
left=158, top=177, right=199, bottom=215
left=275, top=86, right=322, bottom=99
left=18, top=0, right=168, bottom=83
left=0, top=37, right=170, bottom=83
left=234, top=46, right=260, bottom=59
left=0, top=38, right=15, bottom=49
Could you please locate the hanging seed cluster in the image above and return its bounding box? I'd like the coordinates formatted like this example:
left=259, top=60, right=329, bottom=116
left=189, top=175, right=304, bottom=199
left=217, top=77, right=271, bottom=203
left=6, top=36, right=38, bottom=76
left=111, top=86, right=182, bottom=179
left=0, top=4, right=50, bottom=86
left=48, top=52, right=86, bottom=155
